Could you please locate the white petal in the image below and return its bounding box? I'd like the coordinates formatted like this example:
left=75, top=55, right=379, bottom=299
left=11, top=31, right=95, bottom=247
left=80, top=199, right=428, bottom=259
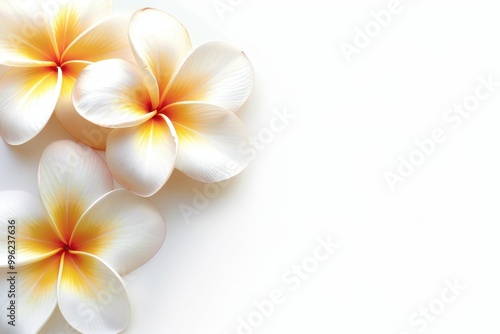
left=55, top=61, right=112, bottom=150
left=0, top=1, right=58, bottom=66
left=0, top=191, right=62, bottom=266
left=62, top=14, right=135, bottom=64
left=0, top=66, right=62, bottom=145
left=0, top=257, right=60, bottom=333
left=73, top=59, right=158, bottom=128
left=58, top=252, right=130, bottom=334
left=163, top=41, right=254, bottom=112
left=164, top=102, right=250, bottom=182
left=71, top=189, right=166, bottom=274
left=50, top=0, right=112, bottom=57
left=129, top=8, right=191, bottom=98
left=106, top=114, right=178, bottom=197
left=38, top=140, right=114, bottom=243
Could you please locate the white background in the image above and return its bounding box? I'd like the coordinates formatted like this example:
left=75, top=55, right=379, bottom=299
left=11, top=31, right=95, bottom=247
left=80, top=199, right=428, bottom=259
left=1, top=0, right=500, bottom=333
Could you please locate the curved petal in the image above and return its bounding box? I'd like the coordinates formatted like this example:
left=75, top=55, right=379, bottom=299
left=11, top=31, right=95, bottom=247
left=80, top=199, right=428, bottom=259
left=38, top=140, right=114, bottom=243
left=0, top=191, right=62, bottom=267
left=73, top=59, right=158, bottom=128
left=62, top=14, right=134, bottom=64
left=55, top=61, right=112, bottom=150
left=0, top=256, right=60, bottom=333
left=58, top=251, right=130, bottom=334
left=129, top=8, right=191, bottom=99
left=164, top=102, right=250, bottom=182
left=71, top=189, right=166, bottom=274
left=0, top=1, right=58, bottom=66
left=50, top=0, right=112, bottom=57
left=106, top=114, right=178, bottom=197
left=163, top=41, right=254, bottom=112
left=0, top=66, right=62, bottom=145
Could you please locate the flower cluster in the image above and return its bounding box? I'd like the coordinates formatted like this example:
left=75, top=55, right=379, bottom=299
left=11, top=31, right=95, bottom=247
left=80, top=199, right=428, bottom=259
left=0, top=1, right=253, bottom=333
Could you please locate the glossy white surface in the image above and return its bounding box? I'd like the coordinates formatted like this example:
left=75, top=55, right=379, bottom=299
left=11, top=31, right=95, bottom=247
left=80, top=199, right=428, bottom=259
left=0, top=1, right=498, bottom=333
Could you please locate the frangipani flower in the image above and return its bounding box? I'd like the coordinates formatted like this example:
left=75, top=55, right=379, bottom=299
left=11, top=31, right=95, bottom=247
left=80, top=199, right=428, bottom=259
left=73, top=8, right=254, bottom=197
left=0, top=0, right=133, bottom=148
left=0, top=140, right=166, bottom=333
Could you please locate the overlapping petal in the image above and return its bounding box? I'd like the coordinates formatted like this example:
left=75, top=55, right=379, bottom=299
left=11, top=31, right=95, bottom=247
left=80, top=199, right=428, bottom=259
left=55, top=61, right=112, bottom=150
left=163, top=41, right=254, bottom=112
left=71, top=189, right=166, bottom=274
left=62, top=14, right=134, bottom=64
left=0, top=256, right=60, bottom=333
left=58, top=251, right=130, bottom=334
left=0, top=191, right=62, bottom=266
left=38, top=140, right=114, bottom=243
left=106, top=115, right=178, bottom=197
left=0, top=66, right=62, bottom=145
left=50, top=0, right=113, bottom=57
left=0, top=1, right=58, bottom=66
left=73, top=59, right=159, bottom=128
left=129, top=8, right=192, bottom=98
left=164, top=102, right=250, bottom=182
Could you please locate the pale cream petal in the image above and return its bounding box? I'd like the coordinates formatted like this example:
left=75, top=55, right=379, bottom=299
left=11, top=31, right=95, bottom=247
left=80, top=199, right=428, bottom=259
left=0, top=256, right=60, bottom=333
left=62, top=14, right=134, bottom=64
left=73, top=59, right=158, bottom=128
left=55, top=61, right=112, bottom=150
left=163, top=102, right=250, bottom=182
left=129, top=8, right=191, bottom=99
left=162, top=41, right=254, bottom=112
left=49, top=0, right=112, bottom=57
left=71, top=189, right=166, bottom=274
left=0, top=191, right=62, bottom=267
left=38, top=140, right=114, bottom=243
left=0, top=1, right=58, bottom=65
left=0, top=66, right=62, bottom=145
left=58, top=252, right=130, bottom=334
left=106, top=114, right=178, bottom=197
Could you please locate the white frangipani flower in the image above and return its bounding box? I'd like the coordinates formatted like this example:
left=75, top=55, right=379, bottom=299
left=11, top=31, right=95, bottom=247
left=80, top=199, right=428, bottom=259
left=0, top=140, right=166, bottom=333
left=73, top=8, right=254, bottom=197
left=0, top=0, right=133, bottom=148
